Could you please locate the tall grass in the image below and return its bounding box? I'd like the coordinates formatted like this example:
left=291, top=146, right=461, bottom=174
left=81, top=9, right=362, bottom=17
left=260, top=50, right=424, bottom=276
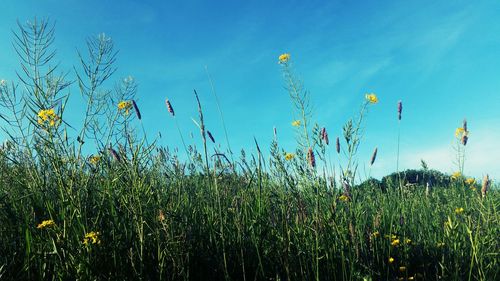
left=0, top=19, right=498, bottom=281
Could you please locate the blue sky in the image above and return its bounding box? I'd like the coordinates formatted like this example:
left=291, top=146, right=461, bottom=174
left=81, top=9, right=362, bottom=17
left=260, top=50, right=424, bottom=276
left=1, top=0, right=499, bottom=180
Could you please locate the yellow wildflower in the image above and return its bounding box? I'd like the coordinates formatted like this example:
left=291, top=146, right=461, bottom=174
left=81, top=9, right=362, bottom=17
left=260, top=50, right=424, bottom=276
left=338, top=194, right=349, bottom=202
left=118, top=101, right=132, bottom=115
left=372, top=231, right=380, bottom=238
left=83, top=231, right=100, bottom=245
left=89, top=155, right=101, bottom=165
left=465, top=178, right=475, bottom=185
left=455, top=127, right=465, bottom=137
left=451, top=171, right=461, bottom=180
left=399, top=266, right=406, bottom=272
left=284, top=153, right=295, bottom=161
left=37, top=109, right=60, bottom=128
left=455, top=207, right=464, bottom=214
left=291, top=120, right=301, bottom=127
left=405, top=238, right=412, bottom=244
left=391, top=239, right=400, bottom=246
left=388, top=257, right=395, bottom=264
left=37, top=220, right=55, bottom=229
left=365, top=93, right=378, bottom=104
left=278, top=53, right=290, bottom=63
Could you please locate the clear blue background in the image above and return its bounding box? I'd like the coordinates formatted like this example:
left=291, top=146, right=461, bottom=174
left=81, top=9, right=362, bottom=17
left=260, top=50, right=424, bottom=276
left=1, top=0, right=499, bottom=180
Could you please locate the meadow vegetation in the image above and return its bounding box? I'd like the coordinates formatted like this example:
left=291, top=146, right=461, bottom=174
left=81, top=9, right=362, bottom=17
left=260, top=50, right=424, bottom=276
left=0, top=19, right=498, bottom=281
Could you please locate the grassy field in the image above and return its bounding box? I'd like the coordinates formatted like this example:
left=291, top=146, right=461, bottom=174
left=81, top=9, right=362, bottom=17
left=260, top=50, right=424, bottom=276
left=0, top=19, right=499, bottom=281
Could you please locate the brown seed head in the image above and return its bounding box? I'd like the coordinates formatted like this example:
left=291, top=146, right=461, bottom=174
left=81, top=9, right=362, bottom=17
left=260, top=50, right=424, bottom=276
left=131, top=100, right=141, bottom=120
left=397, top=100, right=403, bottom=120
left=207, top=130, right=215, bottom=143
left=307, top=148, right=316, bottom=168
left=370, top=147, right=378, bottom=166
left=336, top=137, right=340, bottom=154
left=321, top=127, right=329, bottom=145
left=481, top=174, right=490, bottom=198
left=463, top=118, right=468, bottom=132
left=165, top=98, right=175, bottom=116
left=461, top=133, right=468, bottom=146
left=108, top=147, right=121, bottom=162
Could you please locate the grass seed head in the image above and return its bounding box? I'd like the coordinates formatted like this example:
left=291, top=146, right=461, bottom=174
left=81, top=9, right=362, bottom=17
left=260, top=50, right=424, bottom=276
left=131, top=99, right=141, bottom=120
left=481, top=174, right=490, bottom=198
left=165, top=98, right=175, bottom=116
left=336, top=137, right=340, bottom=154
left=397, top=100, right=403, bottom=120
left=307, top=148, right=316, bottom=168
left=370, top=147, right=378, bottom=166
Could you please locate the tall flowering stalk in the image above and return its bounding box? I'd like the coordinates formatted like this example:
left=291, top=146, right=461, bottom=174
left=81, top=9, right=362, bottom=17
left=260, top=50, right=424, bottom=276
left=454, top=119, right=469, bottom=175
left=396, top=100, right=403, bottom=191
left=340, top=93, right=378, bottom=190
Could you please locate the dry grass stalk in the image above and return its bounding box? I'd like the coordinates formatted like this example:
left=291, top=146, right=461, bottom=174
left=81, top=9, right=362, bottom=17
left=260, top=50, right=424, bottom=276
left=307, top=148, right=316, bottom=168
left=481, top=174, right=490, bottom=198
left=336, top=137, right=340, bottom=154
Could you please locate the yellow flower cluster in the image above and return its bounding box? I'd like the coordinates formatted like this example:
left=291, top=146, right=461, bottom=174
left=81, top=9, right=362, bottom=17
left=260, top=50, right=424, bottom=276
left=89, top=155, right=101, bottom=165
left=451, top=171, right=461, bottom=180
left=285, top=153, right=295, bottom=161
left=365, top=93, right=378, bottom=104
left=83, top=231, right=100, bottom=245
left=455, top=207, right=464, bottom=214
left=291, top=120, right=301, bottom=127
left=118, top=101, right=132, bottom=115
left=391, top=238, right=400, bottom=246
left=465, top=178, right=475, bottom=185
left=338, top=194, right=349, bottom=202
left=37, top=109, right=60, bottom=128
left=455, top=127, right=465, bottom=137
left=37, top=219, right=55, bottom=229
left=372, top=231, right=380, bottom=238
left=278, top=53, right=290, bottom=64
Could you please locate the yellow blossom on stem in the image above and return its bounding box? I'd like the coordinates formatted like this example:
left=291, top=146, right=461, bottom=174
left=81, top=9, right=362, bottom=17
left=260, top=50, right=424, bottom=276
left=455, top=127, right=465, bottom=137
left=405, top=238, right=412, bottom=244
left=388, top=257, right=395, bottom=264
left=278, top=53, right=290, bottom=64
left=465, top=178, right=475, bottom=185
left=365, top=93, right=378, bottom=104
left=89, top=155, right=101, bottom=165
left=372, top=231, right=380, bottom=238
left=451, top=171, right=461, bottom=180
left=391, top=239, right=400, bottom=246
left=37, top=109, right=60, bottom=128
left=284, top=153, right=295, bottom=161
left=291, top=120, right=301, bottom=127
left=338, top=194, right=349, bottom=202
left=83, top=231, right=101, bottom=245
left=118, top=101, right=132, bottom=115
left=455, top=207, right=464, bottom=214
left=37, top=220, right=55, bottom=229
